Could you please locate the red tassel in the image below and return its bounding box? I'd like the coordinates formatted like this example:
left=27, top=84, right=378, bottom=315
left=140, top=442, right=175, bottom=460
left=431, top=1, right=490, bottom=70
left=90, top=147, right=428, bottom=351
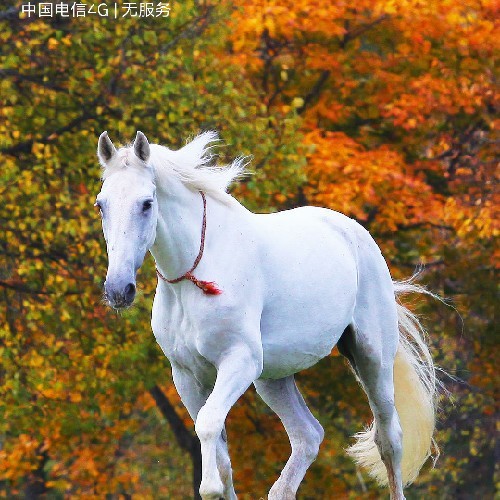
left=198, top=280, right=223, bottom=295
left=185, top=272, right=222, bottom=295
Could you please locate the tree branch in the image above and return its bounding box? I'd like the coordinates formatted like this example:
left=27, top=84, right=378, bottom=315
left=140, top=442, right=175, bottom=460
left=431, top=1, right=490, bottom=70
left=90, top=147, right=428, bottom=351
left=341, top=14, right=390, bottom=48
left=1, top=109, right=95, bottom=156
left=0, top=69, right=68, bottom=92
left=297, top=70, right=331, bottom=115
left=158, top=5, right=214, bottom=56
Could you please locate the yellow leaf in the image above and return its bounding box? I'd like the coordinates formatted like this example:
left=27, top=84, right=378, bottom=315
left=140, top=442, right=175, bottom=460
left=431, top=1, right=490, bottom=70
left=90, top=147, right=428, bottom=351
left=69, top=392, right=82, bottom=403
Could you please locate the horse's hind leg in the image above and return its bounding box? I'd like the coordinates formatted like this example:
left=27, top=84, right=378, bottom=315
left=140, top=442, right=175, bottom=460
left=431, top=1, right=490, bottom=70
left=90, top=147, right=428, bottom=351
left=254, top=376, right=324, bottom=500
left=339, top=316, right=405, bottom=499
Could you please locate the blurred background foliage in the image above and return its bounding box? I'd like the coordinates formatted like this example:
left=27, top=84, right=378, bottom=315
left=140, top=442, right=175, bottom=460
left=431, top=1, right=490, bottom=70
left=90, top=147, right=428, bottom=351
left=0, top=0, right=497, bottom=498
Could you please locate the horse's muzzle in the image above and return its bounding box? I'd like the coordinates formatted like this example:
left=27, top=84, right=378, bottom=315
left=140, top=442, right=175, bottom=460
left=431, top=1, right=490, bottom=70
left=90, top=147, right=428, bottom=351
left=104, top=281, right=136, bottom=309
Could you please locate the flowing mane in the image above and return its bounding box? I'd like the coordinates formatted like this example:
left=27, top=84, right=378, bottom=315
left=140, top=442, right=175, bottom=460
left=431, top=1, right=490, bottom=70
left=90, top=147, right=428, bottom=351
left=102, top=131, right=247, bottom=201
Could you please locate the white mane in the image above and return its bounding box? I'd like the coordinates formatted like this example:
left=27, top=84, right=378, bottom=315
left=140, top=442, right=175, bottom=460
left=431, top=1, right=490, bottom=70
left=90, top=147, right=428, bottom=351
left=102, top=131, right=247, bottom=202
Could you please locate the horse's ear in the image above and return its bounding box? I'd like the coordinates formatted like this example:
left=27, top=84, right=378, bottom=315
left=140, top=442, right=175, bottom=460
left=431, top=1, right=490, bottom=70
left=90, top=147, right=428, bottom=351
left=134, top=131, right=150, bottom=162
left=97, top=131, right=117, bottom=164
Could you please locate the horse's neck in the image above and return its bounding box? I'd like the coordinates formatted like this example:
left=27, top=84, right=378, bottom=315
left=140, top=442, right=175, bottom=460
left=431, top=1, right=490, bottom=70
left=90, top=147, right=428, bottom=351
left=150, top=179, right=236, bottom=280
left=149, top=179, right=203, bottom=280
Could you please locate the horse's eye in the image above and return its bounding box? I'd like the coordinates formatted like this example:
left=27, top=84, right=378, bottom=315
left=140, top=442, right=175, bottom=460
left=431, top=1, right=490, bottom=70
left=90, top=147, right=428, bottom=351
left=142, top=200, right=153, bottom=212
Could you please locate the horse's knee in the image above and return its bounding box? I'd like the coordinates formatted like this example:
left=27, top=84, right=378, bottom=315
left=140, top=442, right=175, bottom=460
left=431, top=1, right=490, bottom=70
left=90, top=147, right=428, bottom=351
left=196, top=406, right=225, bottom=442
left=296, top=424, right=323, bottom=462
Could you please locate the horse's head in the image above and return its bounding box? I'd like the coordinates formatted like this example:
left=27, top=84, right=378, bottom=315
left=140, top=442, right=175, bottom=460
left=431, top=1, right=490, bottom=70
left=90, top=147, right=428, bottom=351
left=96, top=131, right=158, bottom=309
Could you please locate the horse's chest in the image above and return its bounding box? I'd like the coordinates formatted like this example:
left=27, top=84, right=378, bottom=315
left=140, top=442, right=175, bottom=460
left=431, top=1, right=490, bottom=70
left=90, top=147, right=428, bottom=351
left=151, top=288, right=216, bottom=380
left=153, top=302, right=196, bottom=359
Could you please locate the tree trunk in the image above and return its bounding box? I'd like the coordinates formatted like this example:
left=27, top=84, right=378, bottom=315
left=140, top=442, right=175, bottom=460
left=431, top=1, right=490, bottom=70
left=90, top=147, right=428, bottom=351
left=149, top=384, right=202, bottom=500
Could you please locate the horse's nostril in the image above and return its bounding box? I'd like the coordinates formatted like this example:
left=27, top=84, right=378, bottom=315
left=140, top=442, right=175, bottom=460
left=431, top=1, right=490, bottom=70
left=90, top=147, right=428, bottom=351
left=124, top=283, right=136, bottom=301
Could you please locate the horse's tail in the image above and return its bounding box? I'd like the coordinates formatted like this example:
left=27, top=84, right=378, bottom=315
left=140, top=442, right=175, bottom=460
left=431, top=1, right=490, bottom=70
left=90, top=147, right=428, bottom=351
left=347, top=279, right=438, bottom=486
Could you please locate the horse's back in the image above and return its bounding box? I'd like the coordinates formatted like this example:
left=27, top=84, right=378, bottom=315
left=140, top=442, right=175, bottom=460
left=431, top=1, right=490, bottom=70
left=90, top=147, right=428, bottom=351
left=253, top=206, right=365, bottom=378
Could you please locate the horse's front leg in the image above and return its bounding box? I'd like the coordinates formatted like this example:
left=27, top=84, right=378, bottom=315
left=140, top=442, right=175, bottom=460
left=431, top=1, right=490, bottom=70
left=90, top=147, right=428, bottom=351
left=171, top=363, right=237, bottom=500
left=195, top=342, right=262, bottom=500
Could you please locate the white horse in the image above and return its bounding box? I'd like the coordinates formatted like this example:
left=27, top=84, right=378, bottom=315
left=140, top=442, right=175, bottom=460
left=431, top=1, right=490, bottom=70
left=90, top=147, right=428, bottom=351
left=95, top=130, right=438, bottom=500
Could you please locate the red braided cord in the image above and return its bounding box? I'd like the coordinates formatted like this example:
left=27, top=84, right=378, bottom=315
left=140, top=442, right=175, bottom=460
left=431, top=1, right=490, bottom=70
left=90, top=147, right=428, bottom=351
left=156, top=191, right=221, bottom=295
